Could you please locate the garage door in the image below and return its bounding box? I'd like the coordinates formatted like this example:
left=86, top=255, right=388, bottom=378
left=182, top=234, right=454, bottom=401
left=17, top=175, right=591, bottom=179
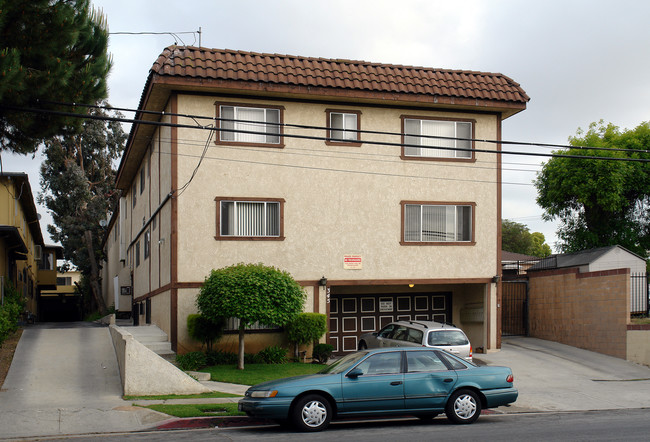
left=328, top=292, right=452, bottom=354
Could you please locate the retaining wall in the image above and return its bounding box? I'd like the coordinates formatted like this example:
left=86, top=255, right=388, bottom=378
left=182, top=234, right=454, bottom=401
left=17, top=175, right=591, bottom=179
left=109, top=324, right=210, bottom=396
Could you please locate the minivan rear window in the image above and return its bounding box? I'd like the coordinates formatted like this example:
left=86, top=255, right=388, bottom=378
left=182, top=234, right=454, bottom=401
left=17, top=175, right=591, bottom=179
left=428, top=330, right=469, bottom=346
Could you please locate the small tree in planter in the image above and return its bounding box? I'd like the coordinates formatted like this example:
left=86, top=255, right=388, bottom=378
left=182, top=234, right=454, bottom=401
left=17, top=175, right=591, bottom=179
left=286, top=312, right=328, bottom=361
left=197, top=263, right=305, bottom=370
left=187, top=314, right=226, bottom=351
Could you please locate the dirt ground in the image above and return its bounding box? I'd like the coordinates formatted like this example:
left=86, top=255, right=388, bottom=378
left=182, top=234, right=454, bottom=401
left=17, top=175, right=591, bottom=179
left=0, top=329, right=22, bottom=389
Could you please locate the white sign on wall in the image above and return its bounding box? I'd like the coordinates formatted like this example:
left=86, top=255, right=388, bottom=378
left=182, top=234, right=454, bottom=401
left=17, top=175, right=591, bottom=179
left=343, top=254, right=362, bottom=270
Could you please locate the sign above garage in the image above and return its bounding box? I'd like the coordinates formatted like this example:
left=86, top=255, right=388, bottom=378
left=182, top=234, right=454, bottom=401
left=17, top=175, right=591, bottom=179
left=343, top=254, right=363, bottom=270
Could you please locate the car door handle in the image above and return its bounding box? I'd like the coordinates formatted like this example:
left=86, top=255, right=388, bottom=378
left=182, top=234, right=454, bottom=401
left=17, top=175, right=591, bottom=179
left=390, top=381, right=403, bottom=386
left=444, top=378, right=454, bottom=383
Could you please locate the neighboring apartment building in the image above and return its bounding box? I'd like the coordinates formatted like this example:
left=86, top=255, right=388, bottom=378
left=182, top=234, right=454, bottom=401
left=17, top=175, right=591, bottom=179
left=0, top=172, right=60, bottom=320
left=102, top=46, right=529, bottom=355
left=40, top=270, right=82, bottom=321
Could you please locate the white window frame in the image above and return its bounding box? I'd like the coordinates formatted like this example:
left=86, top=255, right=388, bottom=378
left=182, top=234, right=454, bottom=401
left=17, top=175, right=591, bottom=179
left=217, top=104, right=282, bottom=145
left=402, top=117, right=474, bottom=159
left=326, top=109, right=361, bottom=144
left=216, top=197, right=284, bottom=240
left=402, top=202, right=474, bottom=244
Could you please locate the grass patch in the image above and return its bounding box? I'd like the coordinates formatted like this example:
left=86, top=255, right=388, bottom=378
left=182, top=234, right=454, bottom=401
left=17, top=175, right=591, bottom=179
left=631, top=316, right=650, bottom=325
left=205, top=362, right=323, bottom=385
left=144, top=402, right=244, bottom=418
left=124, top=391, right=240, bottom=400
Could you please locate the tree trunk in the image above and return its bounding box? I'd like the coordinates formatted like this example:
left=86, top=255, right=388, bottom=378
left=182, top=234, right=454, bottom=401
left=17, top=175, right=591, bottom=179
left=238, top=323, right=246, bottom=370
left=84, top=230, right=108, bottom=315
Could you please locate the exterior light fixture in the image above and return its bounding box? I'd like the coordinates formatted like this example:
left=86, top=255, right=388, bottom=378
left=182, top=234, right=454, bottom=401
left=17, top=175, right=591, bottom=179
left=492, top=275, right=501, bottom=283
left=408, top=283, right=415, bottom=288
left=319, top=276, right=328, bottom=286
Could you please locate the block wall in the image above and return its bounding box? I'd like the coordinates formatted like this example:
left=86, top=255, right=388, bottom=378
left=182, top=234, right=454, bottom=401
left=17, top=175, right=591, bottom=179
left=528, top=268, right=629, bottom=359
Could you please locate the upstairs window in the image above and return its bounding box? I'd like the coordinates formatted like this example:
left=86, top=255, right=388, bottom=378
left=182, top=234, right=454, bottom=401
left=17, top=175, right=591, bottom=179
left=326, top=110, right=361, bottom=145
left=402, top=117, right=474, bottom=160
left=402, top=202, right=474, bottom=244
left=217, top=104, right=283, bottom=146
left=216, top=197, right=284, bottom=240
left=144, top=231, right=150, bottom=259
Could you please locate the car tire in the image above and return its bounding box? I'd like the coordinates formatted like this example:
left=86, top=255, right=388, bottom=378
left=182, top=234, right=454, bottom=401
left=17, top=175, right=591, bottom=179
left=358, top=341, right=367, bottom=350
left=445, top=389, right=481, bottom=424
left=291, top=394, right=332, bottom=432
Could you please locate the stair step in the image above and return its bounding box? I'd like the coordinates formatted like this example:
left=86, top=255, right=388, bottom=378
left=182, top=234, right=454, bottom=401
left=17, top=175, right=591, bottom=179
left=143, top=341, right=173, bottom=352
left=122, top=325, right=177, bottom=360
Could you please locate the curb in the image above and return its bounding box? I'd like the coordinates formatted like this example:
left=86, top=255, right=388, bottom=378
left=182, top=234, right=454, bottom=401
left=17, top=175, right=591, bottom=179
left=154, top=415, right=273, bottom=430
left=152, top=409, right=507, bottom=431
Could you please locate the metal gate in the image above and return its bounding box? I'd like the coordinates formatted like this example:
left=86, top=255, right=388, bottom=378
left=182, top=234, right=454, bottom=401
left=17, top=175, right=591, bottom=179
left=502, top=281, right=528, bottom=336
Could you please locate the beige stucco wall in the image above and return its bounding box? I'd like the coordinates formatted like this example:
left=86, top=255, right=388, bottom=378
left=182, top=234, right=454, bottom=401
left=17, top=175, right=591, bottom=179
left=119, top=92, right=502, bottom=354
left=173, top=95, right=499, bottom=285
left=103, top=226, right=131, bottom=312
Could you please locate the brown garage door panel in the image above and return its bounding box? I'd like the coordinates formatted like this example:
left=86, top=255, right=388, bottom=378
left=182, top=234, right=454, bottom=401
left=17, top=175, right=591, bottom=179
left=329, top=292, right=452, bottom=354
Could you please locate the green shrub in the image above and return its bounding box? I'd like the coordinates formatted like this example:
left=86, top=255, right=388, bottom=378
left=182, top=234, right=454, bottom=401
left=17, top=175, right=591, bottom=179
left=205, top=349, right=238, bottom=365
left=0, top=282, right=25, bottom=345
left=286, top=313, right=328, bottom=359
left=176, top=351, right=207, bottom=371
left=257, top=345, right=288, bottom=364
left=187, top=314, right=226, bottom=351
left=312, top=343, right=334, bottom=364
left=204, top=349, right=261, bottom=365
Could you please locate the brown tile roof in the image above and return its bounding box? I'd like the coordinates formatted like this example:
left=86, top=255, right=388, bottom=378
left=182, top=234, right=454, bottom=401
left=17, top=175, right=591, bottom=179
left=150, top=46, right=529, bottom=105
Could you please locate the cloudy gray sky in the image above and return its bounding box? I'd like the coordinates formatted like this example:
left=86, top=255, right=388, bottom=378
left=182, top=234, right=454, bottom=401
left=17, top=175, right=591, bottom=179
left=4, top=0, right=650, bottom=250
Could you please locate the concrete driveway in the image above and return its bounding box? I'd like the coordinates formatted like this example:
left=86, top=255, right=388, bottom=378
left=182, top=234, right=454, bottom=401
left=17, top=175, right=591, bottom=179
left=476, top=336, right=650, bottom=412
left=0, top=322, right=164, bottom=439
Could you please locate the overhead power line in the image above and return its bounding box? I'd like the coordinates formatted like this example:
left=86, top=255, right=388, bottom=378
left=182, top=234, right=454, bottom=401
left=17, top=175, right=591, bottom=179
left=39, top=100, right=650, bottom=157
left=3, top=102, right=650, bottom=163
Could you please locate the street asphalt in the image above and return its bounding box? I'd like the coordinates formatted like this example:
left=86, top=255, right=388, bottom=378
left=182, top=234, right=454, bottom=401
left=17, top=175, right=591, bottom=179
left=1, top=323, right=650, bottom=439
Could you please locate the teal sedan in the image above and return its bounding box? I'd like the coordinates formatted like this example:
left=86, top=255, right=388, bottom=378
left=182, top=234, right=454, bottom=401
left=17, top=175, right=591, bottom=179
left=238, top=347, right=517, bottom=431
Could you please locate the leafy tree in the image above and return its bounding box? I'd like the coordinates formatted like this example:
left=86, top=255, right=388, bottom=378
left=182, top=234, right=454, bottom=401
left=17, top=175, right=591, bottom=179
left=530, top=232, right=552, bottom=258
left=197, top=263, right=306, bottom=370
left=535, top=121, right=650, bottom=257
left=502, top=219, right=552, bottom=257
left=38, top=102, right=126, bottom=315
left=285, top=313, right=328, bottom=360
left=0, top=0, right=111, bottom=154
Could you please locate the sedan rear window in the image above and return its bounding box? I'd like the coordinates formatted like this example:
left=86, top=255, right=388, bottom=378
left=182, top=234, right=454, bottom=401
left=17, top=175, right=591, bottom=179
left=427, top=330, right=469, bottom=346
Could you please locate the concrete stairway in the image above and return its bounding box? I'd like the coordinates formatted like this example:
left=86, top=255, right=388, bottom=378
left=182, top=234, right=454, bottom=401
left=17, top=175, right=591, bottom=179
left=121, top=325, right=175, bottom=361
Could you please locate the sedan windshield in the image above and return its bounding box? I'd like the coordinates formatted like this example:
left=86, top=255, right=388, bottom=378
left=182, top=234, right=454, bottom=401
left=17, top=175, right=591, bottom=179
left=318, top=351, right=368, bottom=374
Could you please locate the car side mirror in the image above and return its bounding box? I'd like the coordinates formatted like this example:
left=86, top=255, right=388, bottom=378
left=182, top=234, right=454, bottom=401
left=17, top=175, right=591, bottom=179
left=346, top=368, right=363, bottom=378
